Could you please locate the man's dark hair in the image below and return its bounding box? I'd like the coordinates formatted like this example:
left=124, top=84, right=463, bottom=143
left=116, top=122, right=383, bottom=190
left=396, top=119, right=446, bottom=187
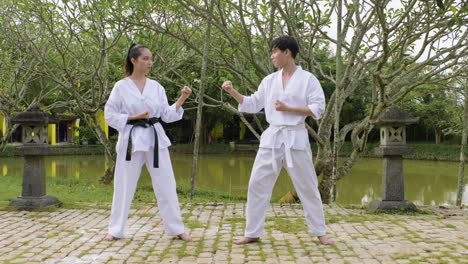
left=270, top=36, right=299, bottom=59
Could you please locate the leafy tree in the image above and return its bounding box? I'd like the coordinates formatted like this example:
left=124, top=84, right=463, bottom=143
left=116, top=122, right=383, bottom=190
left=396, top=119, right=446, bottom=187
left=399, top=83, right=462, bottom=144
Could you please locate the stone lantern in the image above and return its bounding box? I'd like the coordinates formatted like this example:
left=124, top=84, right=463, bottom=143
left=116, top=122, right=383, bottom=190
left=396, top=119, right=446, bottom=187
left=9, top=104, right=61, bottom=210
left=369, top=106, right=419, bottom=212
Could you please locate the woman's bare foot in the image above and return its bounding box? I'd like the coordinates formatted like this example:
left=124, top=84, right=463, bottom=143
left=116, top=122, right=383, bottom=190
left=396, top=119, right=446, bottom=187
left=234, top=237, right=260, bottom=245
left=177, top=232, right=192, bottom=242
left=104, top=234, right=120, bottom=241
left=318, top=235, right=333, bottom=245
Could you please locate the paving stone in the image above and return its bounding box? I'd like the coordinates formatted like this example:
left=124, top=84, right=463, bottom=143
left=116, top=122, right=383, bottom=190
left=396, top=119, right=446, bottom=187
left=0, top=204, right=465, bottom=264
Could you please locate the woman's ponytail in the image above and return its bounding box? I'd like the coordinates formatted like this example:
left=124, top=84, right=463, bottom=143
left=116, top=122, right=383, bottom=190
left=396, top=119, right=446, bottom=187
left=125, top=43, right=147, bottom=76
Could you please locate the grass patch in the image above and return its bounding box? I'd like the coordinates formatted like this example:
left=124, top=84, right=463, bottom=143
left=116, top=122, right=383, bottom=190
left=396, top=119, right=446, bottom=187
left=176, top=181, right=246, bottom=203
left=265, top=216, right=307, bottom=234
left=0, top=205, right=62, bottom=212
left=186, top=219, right=205, bottom=229
left=45, top=232, right=60, bottom=239
left=326, top=214, right=341, bottom=224
left=182, top=212, right=193, bottom=220
left=325, top=212, right=385, bottom=224
left=176, top=242, right=189, bottom=258
left=224, top=217, right=246, bottom=226
left=340, top=141, right=465, bottom=161
left=135, top=213, right=154, bottom=218
left=170, top=143, right=231, bottom=154
left=0, top=172, right=246, bottom=207
left=0, top=145, right=105, bottom=157
left=344, top=213, right=384, bottom=223
left=372, top=207, right=431, bottom=216
left=340, top=204, right=366, bottom=209
left=444, top=224, right=456, bottom=229
left=457, top=241, right=468, bottom=249
left=0, top=175, right=114, bottom=204
left=158, top=240, right=175, bottom=260
left=0, top=201, right=112, bottom=212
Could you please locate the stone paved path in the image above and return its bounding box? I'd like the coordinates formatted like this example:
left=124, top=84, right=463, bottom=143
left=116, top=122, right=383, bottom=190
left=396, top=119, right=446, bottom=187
left=0, top=204, right=467, bottom=264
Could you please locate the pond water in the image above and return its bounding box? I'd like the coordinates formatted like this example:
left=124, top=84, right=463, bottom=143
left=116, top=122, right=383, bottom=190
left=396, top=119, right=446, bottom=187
left=1, top=153, right=467, bottom=205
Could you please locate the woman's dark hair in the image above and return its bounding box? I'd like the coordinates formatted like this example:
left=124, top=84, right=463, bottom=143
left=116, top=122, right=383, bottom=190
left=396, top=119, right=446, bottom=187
left=125, top=43, right=148, bottom=76
left=270, top=36, right=299, bottom=59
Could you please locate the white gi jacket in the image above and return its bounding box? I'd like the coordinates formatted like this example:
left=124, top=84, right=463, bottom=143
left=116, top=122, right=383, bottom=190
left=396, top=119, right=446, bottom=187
left=239, top=66, right=325, bottom=166
left=105, top=77, right=183, bottom=154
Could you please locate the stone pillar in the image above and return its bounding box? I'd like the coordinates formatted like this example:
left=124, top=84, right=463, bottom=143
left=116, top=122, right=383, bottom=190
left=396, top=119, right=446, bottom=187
left=369, top=106, right=419, bottom=212
left=9, top=104, right=61, bottom=210
left=383, top=156, right=404, bottom=201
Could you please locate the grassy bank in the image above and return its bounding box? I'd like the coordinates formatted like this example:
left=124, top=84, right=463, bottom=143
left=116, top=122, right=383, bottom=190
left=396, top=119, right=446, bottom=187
left=172, top=142, right=466, bottom=162
left=339, top=142, right=467, bottom=161
left=0, top=172, right=246, bottom=209
left=1, top=142, right=466, bottom=161
left=0, top=144, right=105, bottom=157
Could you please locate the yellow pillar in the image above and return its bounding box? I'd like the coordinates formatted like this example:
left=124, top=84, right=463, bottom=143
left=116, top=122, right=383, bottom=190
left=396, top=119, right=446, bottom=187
left=239, top=121, right=246, bottom=140
left=210, top=122, right=224, bottom=139
left=48, top=124, right=56, bottom=145
left=73, top=119, right=80, bottom=139
left=2, top=165, right=7, bottom=176
left=96, top=109, right=108, bottom=139
left=0, top=114, right=6, bottom=138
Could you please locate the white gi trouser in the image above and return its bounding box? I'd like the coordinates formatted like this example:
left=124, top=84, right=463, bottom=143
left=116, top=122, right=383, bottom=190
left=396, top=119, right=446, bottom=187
left=108, top=148, right=184, bottom=238
left=245, top=124, right=326, bottom=237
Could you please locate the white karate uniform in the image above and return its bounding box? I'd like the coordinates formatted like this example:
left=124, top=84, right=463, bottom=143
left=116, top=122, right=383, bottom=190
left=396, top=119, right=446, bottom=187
left=104, top=77, right=185, bottom=238
left=239, top=66, right=327, bottom=237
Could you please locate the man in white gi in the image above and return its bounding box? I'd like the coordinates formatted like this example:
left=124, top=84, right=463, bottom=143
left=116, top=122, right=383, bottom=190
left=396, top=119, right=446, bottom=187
left=222, top=36, right=333, bottom=245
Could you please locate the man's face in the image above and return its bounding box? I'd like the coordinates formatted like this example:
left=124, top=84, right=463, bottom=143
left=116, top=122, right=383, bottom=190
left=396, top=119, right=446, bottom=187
left=270, top=47, right=289, bottom=68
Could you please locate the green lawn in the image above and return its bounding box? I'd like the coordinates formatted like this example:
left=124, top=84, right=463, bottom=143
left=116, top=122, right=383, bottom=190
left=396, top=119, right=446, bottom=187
left=0, top=173, right=246, bottom=210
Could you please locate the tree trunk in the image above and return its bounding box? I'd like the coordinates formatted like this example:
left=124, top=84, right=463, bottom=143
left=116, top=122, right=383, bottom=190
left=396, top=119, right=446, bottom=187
left=330, top=0, right=344, bottom=204
left=456, top=80, right=468, bottom=206
left=319, top=165, right=335, bottom=203
left=314, top=151, right=334, bottom=203
left=0, top=116, right=18, bottom=150
left=190, top=0, right=213, bottom=201
left=89, top=114, right=116, bottom=184
left=100, top=164, right=115, bottom=185
left=435, top=128, right=442, bottom=144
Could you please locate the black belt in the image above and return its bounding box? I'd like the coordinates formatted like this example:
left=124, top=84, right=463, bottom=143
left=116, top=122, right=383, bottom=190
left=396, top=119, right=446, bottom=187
left=126, top=117, right=160, bottom=168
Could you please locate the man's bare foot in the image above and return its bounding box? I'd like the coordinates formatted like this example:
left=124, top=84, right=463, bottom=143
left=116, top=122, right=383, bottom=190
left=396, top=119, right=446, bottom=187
left=318, top=235, right=333, bottom=245
left=177, top=232, right=192, bottom=242
left=104, top=234, right=120, bottom=241
left=234, top=237, right=260, bottom=245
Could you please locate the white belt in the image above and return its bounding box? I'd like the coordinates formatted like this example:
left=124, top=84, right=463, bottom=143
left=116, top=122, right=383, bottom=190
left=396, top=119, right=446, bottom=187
left=269, top=123, right=306, bottom=172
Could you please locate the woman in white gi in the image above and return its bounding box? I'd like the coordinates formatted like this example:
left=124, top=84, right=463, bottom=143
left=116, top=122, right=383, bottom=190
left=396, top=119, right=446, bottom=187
left=222, top=36, right=333, bottom=245
left=104, top=43, right=192, bottom=242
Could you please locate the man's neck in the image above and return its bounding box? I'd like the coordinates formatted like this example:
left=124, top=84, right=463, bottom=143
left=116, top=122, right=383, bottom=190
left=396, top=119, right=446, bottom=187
left=282, top=62, right=297, bottom=77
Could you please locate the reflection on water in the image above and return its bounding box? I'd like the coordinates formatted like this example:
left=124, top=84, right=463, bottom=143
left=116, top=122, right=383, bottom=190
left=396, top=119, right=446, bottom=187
left=1, top=154, right=467, bottom=205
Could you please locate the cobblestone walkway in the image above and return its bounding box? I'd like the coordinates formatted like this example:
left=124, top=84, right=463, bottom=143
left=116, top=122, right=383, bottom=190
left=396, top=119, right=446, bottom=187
left=0, top=204, right=467, bottom=264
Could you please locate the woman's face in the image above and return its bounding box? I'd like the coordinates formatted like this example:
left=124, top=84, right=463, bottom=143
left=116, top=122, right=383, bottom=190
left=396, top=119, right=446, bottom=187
left=132, top=48, right=153, bottom=74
